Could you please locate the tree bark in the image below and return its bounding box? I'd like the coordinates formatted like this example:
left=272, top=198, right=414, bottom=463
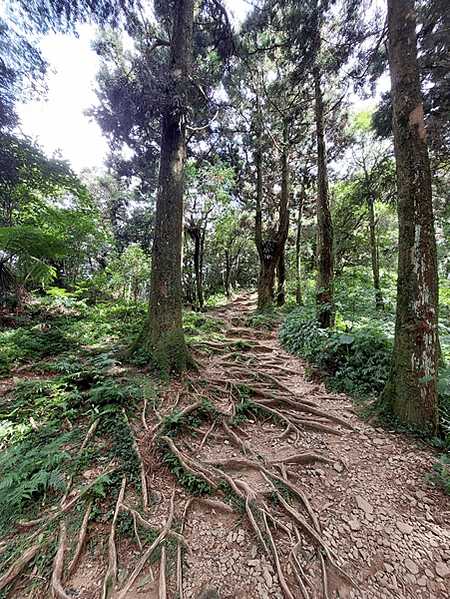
left=128, top=0, right=195, bottom=376
left=368, top=198, right=383, bottom=310
left=224, top=249, right=231, bottom=297
left=187, top=223, right=204, bottom=310
left=276, top=247, right=285, bottom=307
left=314, top=67, right=334, bottom=328
left=255, top=124, right=290, bottom=310
left=379, top=0, right=439, bottom=430
left=295, top=187, right=305, bottom=305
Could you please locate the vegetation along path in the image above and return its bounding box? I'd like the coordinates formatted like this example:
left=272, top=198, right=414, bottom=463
left=1, top=293, right=450, bottom=599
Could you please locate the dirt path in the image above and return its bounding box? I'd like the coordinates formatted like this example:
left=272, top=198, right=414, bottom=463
left=171, top=293, right=450, bottom=599
left=3, top=293, right=450, bottom=599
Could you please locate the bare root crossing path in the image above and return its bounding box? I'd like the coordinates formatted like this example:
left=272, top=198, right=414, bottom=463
left=2, top=293, right=449, bottom=599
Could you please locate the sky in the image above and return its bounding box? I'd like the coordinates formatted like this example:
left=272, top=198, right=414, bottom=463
left=17, top=26, right=109, bottom=174
left=15, top=1, right=251, bottom=174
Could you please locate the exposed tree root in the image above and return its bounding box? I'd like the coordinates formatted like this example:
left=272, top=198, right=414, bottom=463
left=0, top=543, right=48, bottom=591
left=194, top=498, right=233, bottom=513
left=116, top=491, right=175, bottom=599
left=120, top=505, right=192, bottom=556
left=159, top=545, right=167, bottom=599
left=66, top=503, right=92, bottom=579
left=262, top=510, right=295, bottom=599
left=2, top=297, right=365, bottom=599
left=51, top=523, right=67, bottom=599
left=101, top=476, right=126, bottom=599
left=199, top=422, right=215, bottom=451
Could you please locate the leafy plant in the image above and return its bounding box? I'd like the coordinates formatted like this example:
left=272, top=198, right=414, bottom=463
left=425, top=454, right=450, bottom=494
left=245, top=310, right=282, bottom=330
left=0, top=428, right=76, bottom=525
left=279, top=306, right=392, bottom=396
left=161, top=449, right=211, bottom=495
left=183, top=310, right=224, bottom=340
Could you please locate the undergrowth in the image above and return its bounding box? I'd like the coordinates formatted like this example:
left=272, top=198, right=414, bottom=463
left=279, top=305, right=393, bottom=397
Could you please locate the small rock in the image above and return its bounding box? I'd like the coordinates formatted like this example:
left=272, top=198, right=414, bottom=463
left=418, top=576, right=428, bottom=587
left=404, top=559, right=419, bottom=575
left=416, top=490, right=426, bottom=500
left=262, top=567, right=272, bottom=588
left=396, top=521, right=413, bottom=535
left=436, top=562, right=450, bottom=578
left=349, top=519, right=361, bottom=531
left=333, top=462, right=343, bottom=473
left=355, top=495, right=374, bottom=515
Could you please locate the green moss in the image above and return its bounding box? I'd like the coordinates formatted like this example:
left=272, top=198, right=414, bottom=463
left=128, top=324, right=196, bottom=381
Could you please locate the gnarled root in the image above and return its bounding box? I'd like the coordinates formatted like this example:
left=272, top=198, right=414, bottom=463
left=101, top=476, right=126, bottom=599
left=0, top=543, right=48, bottom=592
left=117, top=491, right=175, bottom=599
left=51, top=523, right=67, bottom=599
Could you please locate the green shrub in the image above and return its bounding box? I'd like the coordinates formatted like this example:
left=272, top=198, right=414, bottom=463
left=0, top=325, right=74, bottom=366
left=279, top=306, right=392, bottom=396
left=425, top=454, right=450, bottom=494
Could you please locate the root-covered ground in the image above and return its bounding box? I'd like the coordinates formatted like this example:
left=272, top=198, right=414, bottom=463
left=1, top=293, right=450, bottom=599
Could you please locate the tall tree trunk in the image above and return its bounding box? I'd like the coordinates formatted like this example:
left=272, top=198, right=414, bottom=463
left=128, top=0, right=195, bottom=376
left=314, top=67, right=334, bottom=328
left=276, top=138, right=290, bottom=308
left=276, top=247, right=285, bottom=307
left=224, top=249, right=231, bottom=297
left=295, top=187, right=305, bottom=305
left=187, top=224, right=204, bottom=310
left=255, top=125, right=290, bottom=310
left=368, top=198, right=383, bottom=310
left=379, top=0, right=439, bottom=430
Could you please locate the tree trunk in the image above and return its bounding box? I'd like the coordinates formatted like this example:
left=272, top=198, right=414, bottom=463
left=368, top=198, right=383, bottom=310
left=187, top=224, right=204, bottom=310
left=224, top=249, right=231, bottom=297
left=128, top=0, right=195, bottom=377
left=295, top=187, right=304, bottom=305
left=255, top=124, right=290, bottom=310
left=314, top=67, right=334, bottom=328
left=276, top=247, right=285, bottom=307
left=379, top=0, right=439, bottom=430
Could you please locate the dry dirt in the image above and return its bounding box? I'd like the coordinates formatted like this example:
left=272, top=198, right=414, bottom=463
left=2, top=293, right=450, bottom=599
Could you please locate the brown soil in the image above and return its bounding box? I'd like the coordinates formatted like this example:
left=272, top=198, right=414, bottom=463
left=1, top=293, right=450, bottom=599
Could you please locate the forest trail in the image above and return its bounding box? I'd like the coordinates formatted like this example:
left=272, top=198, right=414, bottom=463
left=132, top=292, right=450, bottom=599
left=2, top=293, right=450, bottom=599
